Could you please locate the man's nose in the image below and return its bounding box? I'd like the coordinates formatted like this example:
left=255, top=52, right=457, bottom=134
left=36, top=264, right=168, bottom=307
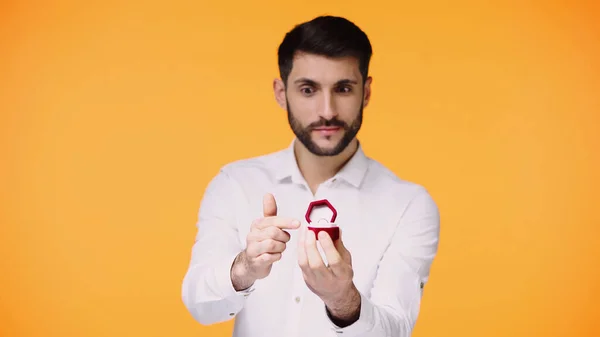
left=317, top=93, right=337, bottom=120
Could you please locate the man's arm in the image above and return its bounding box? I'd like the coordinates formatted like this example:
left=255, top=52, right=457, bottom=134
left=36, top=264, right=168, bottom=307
left=181, top=169, right=253, bottom=325
left=326, top=187, right=441, bottom=336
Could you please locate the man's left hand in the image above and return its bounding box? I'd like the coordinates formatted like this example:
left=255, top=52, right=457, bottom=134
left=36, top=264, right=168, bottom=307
left=297, top=226, right=361, bottom=326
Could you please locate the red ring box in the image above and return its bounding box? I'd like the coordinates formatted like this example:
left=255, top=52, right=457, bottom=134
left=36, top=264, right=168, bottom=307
left=305, top=199, right=339, bottom=241
left=308, top=225, right=339, bottom=241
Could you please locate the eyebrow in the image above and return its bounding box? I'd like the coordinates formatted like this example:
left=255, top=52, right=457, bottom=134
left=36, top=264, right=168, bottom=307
left=293, top=78, right=359, bottom=86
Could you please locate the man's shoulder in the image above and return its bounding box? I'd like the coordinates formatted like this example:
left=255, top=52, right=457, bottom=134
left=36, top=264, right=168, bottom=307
left=362, top=158, right=439, bottom=229
left=365, top=157, right=435, bottom=203
left=218, top=147, right=285, bottom=178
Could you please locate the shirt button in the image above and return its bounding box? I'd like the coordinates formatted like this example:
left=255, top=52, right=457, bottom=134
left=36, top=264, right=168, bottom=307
left=294, top=296, right=301, bottom=303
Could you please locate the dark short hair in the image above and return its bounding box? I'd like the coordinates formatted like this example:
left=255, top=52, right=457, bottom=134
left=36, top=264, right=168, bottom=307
left=277, top=15, right=373, bottom=85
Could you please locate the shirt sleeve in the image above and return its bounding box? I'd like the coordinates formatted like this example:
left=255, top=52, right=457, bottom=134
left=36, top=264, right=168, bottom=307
left=181, top=168, right=254, bottom=325
left=327, top=186, right=441, bottom=336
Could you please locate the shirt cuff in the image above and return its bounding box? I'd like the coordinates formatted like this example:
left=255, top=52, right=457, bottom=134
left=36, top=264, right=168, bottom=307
left=327, top=292, right=375, bottom=336
left=214, top=251, right=255, bottom=299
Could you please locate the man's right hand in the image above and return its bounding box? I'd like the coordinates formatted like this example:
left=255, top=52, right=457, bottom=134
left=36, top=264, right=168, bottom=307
left=231, top=193, right=300, bottom=291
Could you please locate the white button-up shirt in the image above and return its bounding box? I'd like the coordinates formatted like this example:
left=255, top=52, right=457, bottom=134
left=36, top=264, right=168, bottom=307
left=181, top=140, right=440, bottom=337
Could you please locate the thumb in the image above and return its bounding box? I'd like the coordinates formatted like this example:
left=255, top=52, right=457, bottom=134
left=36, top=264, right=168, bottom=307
left=262, top=193, right=277, bottom=217
left=334, top=227, right=352, bottom=263
left=334, top=227, right=346, bottom=250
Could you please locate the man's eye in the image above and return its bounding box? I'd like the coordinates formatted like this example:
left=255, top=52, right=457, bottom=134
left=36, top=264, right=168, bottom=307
left=301, top=87, right=314, bottom=95
left=337, top=86, right=352, bottom=93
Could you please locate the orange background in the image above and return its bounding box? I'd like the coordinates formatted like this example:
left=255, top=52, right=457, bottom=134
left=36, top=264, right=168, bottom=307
left=1, top=1, right=599, bottom=336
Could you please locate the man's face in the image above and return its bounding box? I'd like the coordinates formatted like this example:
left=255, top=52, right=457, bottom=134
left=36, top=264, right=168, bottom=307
left=282, top=52, right=371, bottom=156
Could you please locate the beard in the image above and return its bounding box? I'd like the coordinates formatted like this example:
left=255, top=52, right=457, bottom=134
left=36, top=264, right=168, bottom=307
left=287, top=100, right=363, bottom=157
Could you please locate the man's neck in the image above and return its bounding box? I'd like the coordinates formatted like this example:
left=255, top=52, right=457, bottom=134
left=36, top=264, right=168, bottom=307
left=294, top=139, right=359, bottom=195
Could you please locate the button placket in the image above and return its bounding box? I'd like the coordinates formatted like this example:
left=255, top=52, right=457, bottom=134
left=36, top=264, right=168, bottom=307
left=281, top=264, right=306, bottom=337
left=283, top=189, right=313, bottom=337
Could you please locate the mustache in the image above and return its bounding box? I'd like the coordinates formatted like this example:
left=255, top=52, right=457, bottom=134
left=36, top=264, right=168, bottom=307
left=307, top=118, right=348, bottom=129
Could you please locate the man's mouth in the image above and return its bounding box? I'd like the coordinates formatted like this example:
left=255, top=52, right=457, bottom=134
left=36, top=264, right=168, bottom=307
left=312, top=126, right=341, bottom=136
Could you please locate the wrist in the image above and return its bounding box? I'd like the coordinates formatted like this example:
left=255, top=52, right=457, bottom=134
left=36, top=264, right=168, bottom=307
left=323, top=282, right=357, bottom=306
left=230, top=251, right=256, bottom=291
left=324, top=284, right=361, bottom=327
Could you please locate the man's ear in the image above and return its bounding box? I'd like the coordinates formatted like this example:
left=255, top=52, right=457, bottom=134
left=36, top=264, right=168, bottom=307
left=363, top=76, right=373, bottom=108
left=273, top=78, right=287, bottom=109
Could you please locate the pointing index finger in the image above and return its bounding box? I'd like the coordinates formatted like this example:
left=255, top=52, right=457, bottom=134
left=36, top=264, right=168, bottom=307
left=255, top=217, right=301, bottom=230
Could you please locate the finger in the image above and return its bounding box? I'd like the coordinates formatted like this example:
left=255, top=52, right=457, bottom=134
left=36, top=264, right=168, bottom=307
left=257, top=239, right=286, bottom=254
left=297, top=227, right=310, bottom=273
left=333, top=227, right=352, bottom=265
left=247, top=238, right=286, bottom=258
left=318, top=231, right=345, bottom=275
left=255, top=217, right=301, bottom=230
left=333, top=226, right=345, bottom=248
left=257, top=226, right=291, bottom=243
left=256, top=252, right=282, bottom=264
left=263, top=193, right=277, bottom=217
left=305, top=229, right=328, bottom=274
left=250, top=217, right=264, bottom=230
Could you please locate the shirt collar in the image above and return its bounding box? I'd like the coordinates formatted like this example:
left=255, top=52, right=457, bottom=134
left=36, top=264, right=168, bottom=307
left=274, top=138, right=370, bottom=188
